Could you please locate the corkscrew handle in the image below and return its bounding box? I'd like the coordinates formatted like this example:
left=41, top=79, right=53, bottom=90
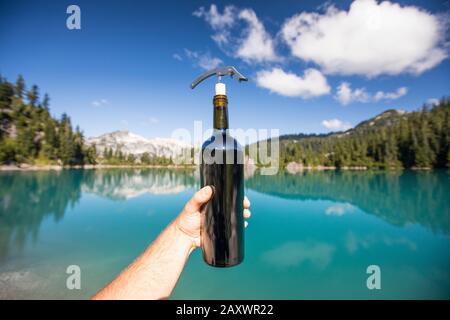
left=190, top=66, right=248, bottom=89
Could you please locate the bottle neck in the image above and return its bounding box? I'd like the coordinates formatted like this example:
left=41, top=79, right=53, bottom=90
left=213, top=95, right=228, bottom=130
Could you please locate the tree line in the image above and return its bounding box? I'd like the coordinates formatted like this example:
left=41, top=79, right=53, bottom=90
left=1, top=75, right=449, bottom=169
left=101, top=147, right=173, bottom=166
left=0, top=75, right=96, bottom=165
left=0, top=75, right=184, bottom=166
left=265, top=99, right=450, bottom=169
left=246, top=170, right=450, bottom=234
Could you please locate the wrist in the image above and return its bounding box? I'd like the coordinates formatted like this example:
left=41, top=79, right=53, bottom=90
left=172, top=222, right=198, bottom=254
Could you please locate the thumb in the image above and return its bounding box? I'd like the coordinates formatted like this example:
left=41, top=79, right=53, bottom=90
left=183, top=186, right=214, bottom=215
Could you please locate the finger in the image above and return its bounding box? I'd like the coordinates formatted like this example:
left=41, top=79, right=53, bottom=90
left=244, top=221, right=249, bottom=228
left=243, top=209, right=251, bottom=219
left=183, top=186, right=213, bottom=214
left=243, top=196, right=250, bottom=209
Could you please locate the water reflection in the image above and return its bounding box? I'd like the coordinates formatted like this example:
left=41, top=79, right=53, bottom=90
left=325, top=203, right=357, bottom=216
left=0, top=169, right=449, bottom=262
left=345, top=231, right=417, bottom=254
left=81, top=168, right=198, bottom=200
left=0, top=168, right=449, bottom=299
left=0, top=170, right=85, bottom=261
left=247, top=170, right=450, bottom=234
left=261, top=241, right=335, bottom=269
left=0, top=169, right=197, bottom=260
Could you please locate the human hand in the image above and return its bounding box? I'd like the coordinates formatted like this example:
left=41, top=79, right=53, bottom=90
left=175, top=186, right=251, bottom=249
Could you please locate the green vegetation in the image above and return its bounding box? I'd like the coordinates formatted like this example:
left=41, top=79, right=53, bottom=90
left=0, top=74, right=180, bottom=166
left=246, top=170, right=450, bottom=234
left=0, top=75, right=96, bottom=165
left=0, top=168, right=198, bottom=259
left=1, top=74, right=449, bottom=169
left=252, top=100, right=450, bottom=169
left=100, top=148, right=173, bottom=166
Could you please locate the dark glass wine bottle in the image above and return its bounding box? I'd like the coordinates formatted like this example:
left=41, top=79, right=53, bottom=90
left=200, top=93, right=245, bottom=267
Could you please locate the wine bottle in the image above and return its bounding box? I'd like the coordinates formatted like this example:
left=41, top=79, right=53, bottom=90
left=191, top=66, right=248, bottom=267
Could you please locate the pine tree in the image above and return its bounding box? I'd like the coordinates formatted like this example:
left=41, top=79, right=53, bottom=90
left=73, top=126, right=84, bottom=164
left=0, top=76, right=95, bottom=166
left=27, top=84, right=39, bottom=107
left=42, top=93, right=50, bottom=110
left=127, top=153, right=136, bottom=164
left=413, top=119, right=433, bottom=168
left=0, top=81, right=14, bottom=111
left=15, top=75, right=25, bottom=99
left=84, top=144, right=97, bottom=164
left=141, top=152, right=151, bottom=165
left=58, top=113, right=76, bottom=165
left=103, top=147, right=109, bottom=159
left=384, top=129, right=399, bottom=168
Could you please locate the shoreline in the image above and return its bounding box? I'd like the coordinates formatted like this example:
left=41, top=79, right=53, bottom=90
left=0, top=164, right=197, bottom=171
left=0, top=164, right=438, bottom=172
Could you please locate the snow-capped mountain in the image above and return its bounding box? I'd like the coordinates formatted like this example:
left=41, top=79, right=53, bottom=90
left=86, top=130, right=192, bottom=158
left=81, top=169, right=198, bottom=199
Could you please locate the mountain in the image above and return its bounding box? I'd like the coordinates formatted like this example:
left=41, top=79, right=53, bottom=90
left=349, top=109, right=407, bottom=133
left=278, top=109, right=408, bottom=142
left=252, top=102, right=450, bottom=169
left=81, top=169, right=198, bottom=199
left=86, top=130, right=192, bottom=158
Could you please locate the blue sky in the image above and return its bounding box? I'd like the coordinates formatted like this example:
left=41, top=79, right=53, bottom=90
left=0, top=0, right=449, bottom=141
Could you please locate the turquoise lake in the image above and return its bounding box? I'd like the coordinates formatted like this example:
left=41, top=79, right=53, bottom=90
left=0, top=169, right=449, bottom=299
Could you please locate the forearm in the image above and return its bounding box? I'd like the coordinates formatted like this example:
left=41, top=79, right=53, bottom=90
left=93, top=221, right=195, bottom=300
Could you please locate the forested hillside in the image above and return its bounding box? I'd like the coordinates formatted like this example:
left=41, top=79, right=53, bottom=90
left=252, top=100, right=450, bottom=169
left=1, top=74, right=449, bottom=169
left=0, top=75, right=96, bottom=165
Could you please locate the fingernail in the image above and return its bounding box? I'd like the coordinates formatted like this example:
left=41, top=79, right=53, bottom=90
left=203, top=185, right=214, bottom=196
left=209, top=185, right=215, bottom=197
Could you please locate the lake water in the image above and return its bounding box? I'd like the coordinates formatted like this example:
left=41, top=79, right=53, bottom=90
left=0, top=169, right=449, bottom=299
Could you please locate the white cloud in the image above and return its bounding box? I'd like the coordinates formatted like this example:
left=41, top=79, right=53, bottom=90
left=262, top=241, right=335, bottom=269
left=236, top=9, right=278, bottom=62
left=256, top=68, right=330, bottom=98
left=193, top=5, right=236, bottom=46
left=346, top=231, right=417, bottom=254
left=335, top=82, right=369, bottom=105
left=322, top=119, right=353, bottom=131
left=193, top=4, right=235, bottom=30
left=374, top=87, right=408, bottom=101
left=172, top=53, right=182, bottom=61
left=198, top=56, right=222, bottom=70
left=92, top=99, right=108, bottom=107
left=426, top=98, right=439, bottom=106
left=281, top=0, right=448, bottom=76
left=194, top=4, right=277, bottom=63
left=184, top=49, right=223, bottom=70
left=211, top=30, right=231, bottom=45
left=335, top=82, right=408, bottom=105
left=184, top=49, right=198, bottom=59
left=325, top=203, right=356, bottom=215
